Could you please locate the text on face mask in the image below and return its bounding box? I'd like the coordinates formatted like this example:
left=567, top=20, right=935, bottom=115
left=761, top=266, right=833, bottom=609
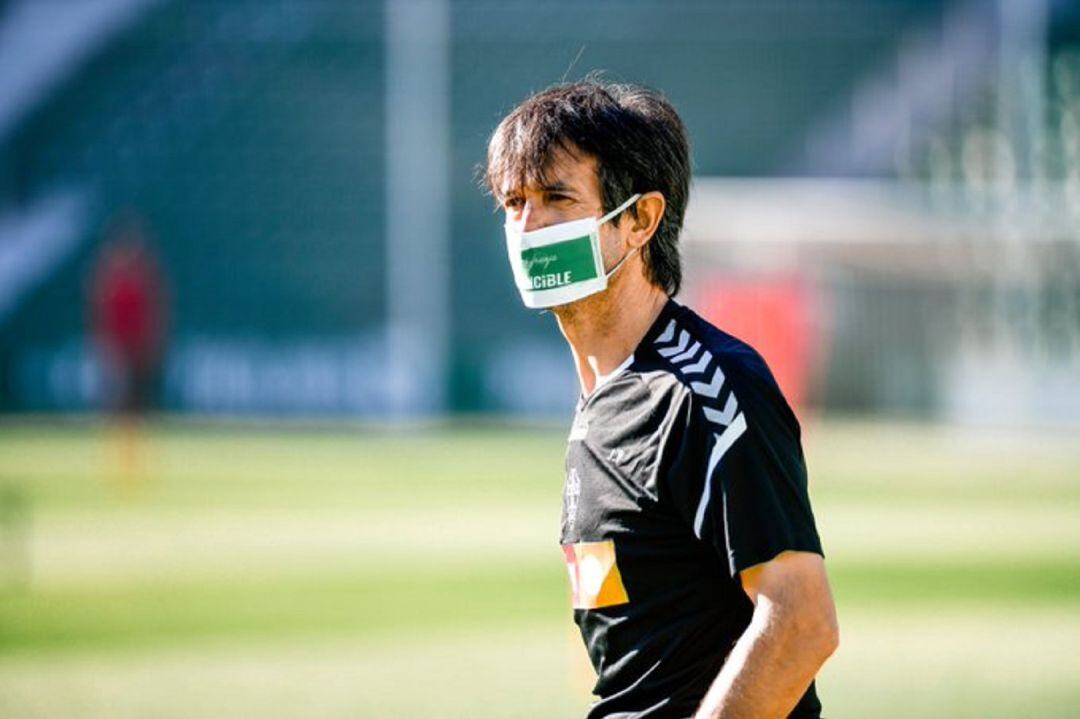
left=532, top=271, right=572, bottom=288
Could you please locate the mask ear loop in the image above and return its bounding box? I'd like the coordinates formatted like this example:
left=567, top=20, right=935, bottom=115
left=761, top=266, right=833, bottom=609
left=598, top=193, right=642, bottom=226
left=599, top=193, right=643, bottom=281
left=604, top=246, right=639, bottom=280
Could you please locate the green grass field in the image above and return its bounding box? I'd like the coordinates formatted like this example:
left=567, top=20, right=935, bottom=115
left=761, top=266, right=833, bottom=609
left=1, top=419, right=1078, bottom=717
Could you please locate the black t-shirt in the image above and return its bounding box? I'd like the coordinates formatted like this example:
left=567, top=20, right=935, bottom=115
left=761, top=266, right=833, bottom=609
left=560, top=299, right=824, bottom=719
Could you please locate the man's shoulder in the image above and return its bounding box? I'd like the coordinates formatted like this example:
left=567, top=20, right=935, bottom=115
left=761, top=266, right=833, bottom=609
left=632, top=300, right=802, bottom=448
left=638, top=302, right=777, bottom=401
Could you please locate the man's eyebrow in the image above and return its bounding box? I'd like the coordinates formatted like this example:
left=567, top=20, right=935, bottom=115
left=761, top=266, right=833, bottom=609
left=539, top=181, right=577, bottom=194
left=500, top=180, right=578, bottom=197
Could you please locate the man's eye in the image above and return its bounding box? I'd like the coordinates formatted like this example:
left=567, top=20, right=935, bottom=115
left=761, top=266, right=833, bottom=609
left=504, top=197, right=524, bottom=210
left=547, top=193, right=572, bottom=203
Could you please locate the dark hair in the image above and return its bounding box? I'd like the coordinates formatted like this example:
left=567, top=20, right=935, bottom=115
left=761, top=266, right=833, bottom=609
left=483, top=80, right=691, bottom=296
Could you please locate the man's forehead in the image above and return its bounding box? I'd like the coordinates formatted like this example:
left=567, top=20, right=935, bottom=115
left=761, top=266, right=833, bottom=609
left=499, top=149, right=599, bottom=197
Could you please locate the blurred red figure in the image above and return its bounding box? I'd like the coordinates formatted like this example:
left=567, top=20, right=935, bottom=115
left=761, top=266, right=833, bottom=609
left=89, top=215, right=169, bottom=495
left=90, top=216, right=169, bottom=415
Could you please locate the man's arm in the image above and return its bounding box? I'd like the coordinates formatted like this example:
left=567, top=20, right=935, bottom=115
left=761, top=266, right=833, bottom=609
left=694, top=551, right=839, bottom=719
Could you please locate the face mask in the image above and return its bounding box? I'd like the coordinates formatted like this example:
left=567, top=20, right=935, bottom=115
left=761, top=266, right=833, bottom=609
left=504, top=193, right=642, bottom=309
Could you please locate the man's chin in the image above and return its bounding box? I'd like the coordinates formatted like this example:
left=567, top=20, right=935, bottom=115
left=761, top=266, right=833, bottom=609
left=549, top=294, right=592, bottom=319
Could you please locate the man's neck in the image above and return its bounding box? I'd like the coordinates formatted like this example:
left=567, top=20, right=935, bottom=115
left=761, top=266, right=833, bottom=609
left=555, top=273, right=669, bottom=396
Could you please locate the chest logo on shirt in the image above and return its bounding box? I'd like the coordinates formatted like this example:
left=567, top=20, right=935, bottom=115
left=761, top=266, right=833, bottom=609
left=564, top=467, right=581, bottom=530
left=561, top=539, right=629, bottom=610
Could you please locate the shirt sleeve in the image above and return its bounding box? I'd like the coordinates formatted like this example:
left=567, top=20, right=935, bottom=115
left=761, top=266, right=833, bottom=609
left=658, top=351, right=823, bottom=577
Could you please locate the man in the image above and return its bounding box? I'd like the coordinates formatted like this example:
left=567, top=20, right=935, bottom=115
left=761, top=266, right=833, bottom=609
left=484, top=80, right=838, bottom=718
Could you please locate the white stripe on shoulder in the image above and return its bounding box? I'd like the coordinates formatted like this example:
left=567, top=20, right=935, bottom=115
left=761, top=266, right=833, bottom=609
left=693, top=412, right=748, bottom=539
left=657, top=329, right=690, bottom=358
left=669, top=340, right=701, bottom=365
left=703, top=392, right=739, bottom=427
left=681, top=349, right=712, bottom=376
left=690, top=365, right=725, bottom=399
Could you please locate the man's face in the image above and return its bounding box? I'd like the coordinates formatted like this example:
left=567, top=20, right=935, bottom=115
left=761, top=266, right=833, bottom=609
left=498, top=145, right=641, bottom=316
left=499, top=148, right=628, bottom=274
left=500, top=147, right=605, bottom=232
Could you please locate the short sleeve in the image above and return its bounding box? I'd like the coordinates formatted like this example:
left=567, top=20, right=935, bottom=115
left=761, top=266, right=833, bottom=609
left=658, top=357, right=823, bottom=577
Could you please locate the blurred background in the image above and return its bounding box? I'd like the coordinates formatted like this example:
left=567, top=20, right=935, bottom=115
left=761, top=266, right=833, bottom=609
left=1, top=0, right=1079, bottom=716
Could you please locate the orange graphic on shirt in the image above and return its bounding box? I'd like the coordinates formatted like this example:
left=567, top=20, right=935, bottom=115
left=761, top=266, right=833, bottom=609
left=562, top=539, right=629, bottom=609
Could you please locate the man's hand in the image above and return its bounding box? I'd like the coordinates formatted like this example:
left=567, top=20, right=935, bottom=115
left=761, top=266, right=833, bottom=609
left=694, top=551, right=839, bottom=719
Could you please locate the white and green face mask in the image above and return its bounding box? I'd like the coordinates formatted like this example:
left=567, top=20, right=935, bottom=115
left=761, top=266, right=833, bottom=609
left=504, top=193, right=641, bottom=309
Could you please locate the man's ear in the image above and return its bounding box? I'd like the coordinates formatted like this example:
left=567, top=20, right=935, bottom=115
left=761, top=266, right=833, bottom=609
left=626, top=192, right=666, bottom=249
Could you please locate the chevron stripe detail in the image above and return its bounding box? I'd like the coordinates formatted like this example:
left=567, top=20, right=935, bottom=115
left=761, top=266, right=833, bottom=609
left=681, top=349, right=712, bottom=376
left=690, top=366, right=725, bottom=399
left=669, top=340, right=701, bottom=365
left=693, top=412, right=748, bottom=539
left=656, top=319, right=676, bottom=345
left=657, top=330, right=690, bottom=358
left=703, top=392, right=739, bottom=427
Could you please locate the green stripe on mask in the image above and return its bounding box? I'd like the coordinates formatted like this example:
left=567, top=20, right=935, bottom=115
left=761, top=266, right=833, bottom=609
left=520, top=235, right=599, bottom=290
